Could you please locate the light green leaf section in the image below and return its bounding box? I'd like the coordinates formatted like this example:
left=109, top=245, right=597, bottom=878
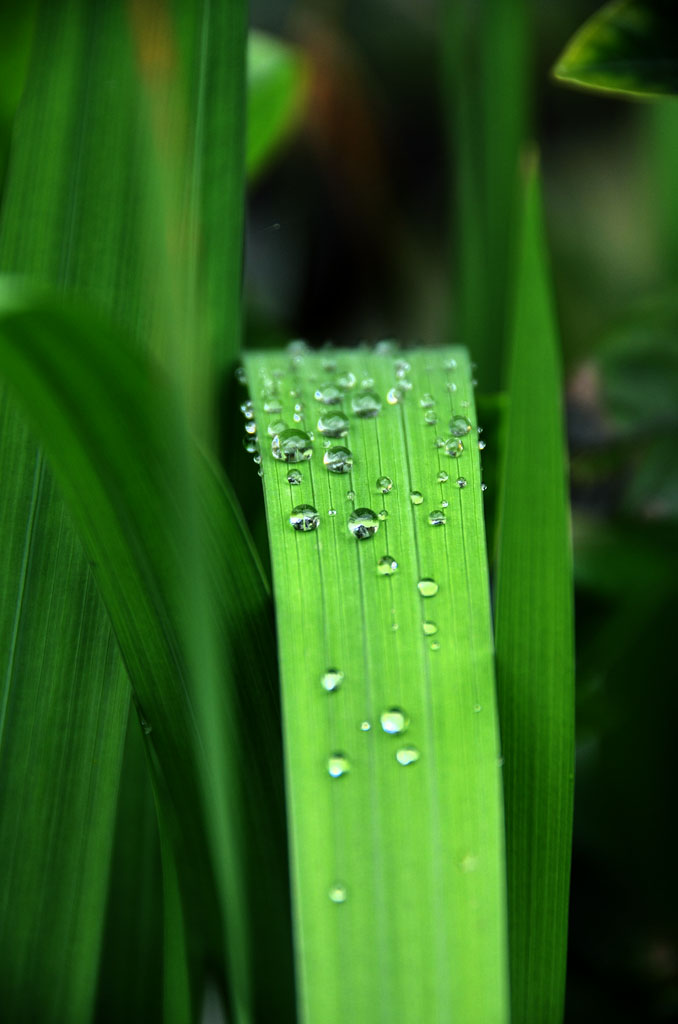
left=0, top=285, right=295, bottom=1023
left=553, top=0, right=678, bottom=99
left=494, top=165, right=575, bottom=1024
left=247, top=31, right=309, bottom=182
left=245, top=347, right=508, bottom=1023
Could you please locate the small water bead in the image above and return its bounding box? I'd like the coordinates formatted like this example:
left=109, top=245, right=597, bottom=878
left=377, top=475, right=393, bottom=493
left=348, top=508, right=380, bottom=539
left=243, top=437, right=258, bottom=454
left=428, top=510, right=446, bottom=526
left=457, top=477, right=468, bottom=489
left=328, top=508, right=337, bottom=516
left=434, top=436, right=446, bottom=449
left=396, top=745, right=420, bottom=766
left=380, top=707, right=410, bottom=735
left=377, top=555, right=398, bottom=576
left=473, top=704, right=483, bottom=713
left=424, top=410, right=438, bottom=425
left=478, top=439, right=487, bottom=450
left=293, top=413, right=303, bottom=423
left=240, top=400, right=254, bottom=419
left=450, top=415, right=472, bottom=437
left=386, top=387, right=403, bottom=405
left=422, top=621, right=438, bottom=636
left=461, top=400, right=470, bottom=409
left=323, top=446, right=353, bottom=474
left=375, top=339, right=395, bottom=354
left=338, top=371, right=356, bottom=390
left=263, top=399, right=282, bottom=414
left=444, top=438, right=464, bottom=459
left=360, top=720, right=371, bottom=732
left=437, top=470, right=449, bottom=484
left=441, top=500, right=449, bottom=508
left=245, top=421, right=257, bottom=436
left=481, top=482, right=488, bottom=492
left=394, top=359, right=410, bottom=378
left=399, top=378, right=413, bottom=392
left=314, top=384, right=343, bottom=405
left=235, top=366, right=247, bottom=384
left=420, top=393, right=436, bottom=409
left=430, top=641, right=440, bottom=651
left=272, top=428, right=313, bottom=462
left=351, top=391, right=382, bottom=418
left=327, top=753, right=350, bottom=778
left=287, top=469, right=303, bottom=485
left=268, top=418, right=288, bottom=437
left=417, top=578, right=439, bottom=597
left=444, top=358, right=457, bottom=371
left=253, top=454, right=262, bottom=465
left=317, top=412, right=349, bottom=438
left=321, top=669, right=344, bottom=692
left=377, top=509, right=388, bottom=521
left=346, top=489, right=356, bottom=501
left=410, top=490, right=424, bottom=505
left=289, top=505, right=320, bottom=532
left=328, top=882, right=348, bottom=904
left=446, top=381, right=457, bottom=393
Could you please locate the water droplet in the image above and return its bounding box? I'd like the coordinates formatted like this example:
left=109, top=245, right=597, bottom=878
left=446, top=381, right=457, bottom=393
left=243, top=437, right=258, bottom=453
left=338, top=371, right=356, bottom=390
left=317, top=411, right=349, bottom=438
left=478, top=439, right=487, bottom=450
left=441, top=500, right=449, bottom=508
left=245, top=420, right=257, bottom=435
left=428, top=510, right=446, bottom=526
left=329, top=882, right=348, bottom=903
left=380, top=707, right=410, bottom=735
left=375, top=339, right=395, bottom=354
left=444, top=358, right=457, bottom=371
left=450, top=415, right=472, bottom=437
left=420, top=393, right=436, bottom=409
left=424, top=410, right=438, bottom=425
left=240, top=400, right=254, bottom=419
left=319, top=448, right=351, bottom=478
left=287, top=469, right=302, bottom=485
left=328, top=508, right=337, bottom=516
left=434, top=436, right=446, bottom=449
left=437, top=470, right=449, bottom=483
left=386, top=387, right=403, bottom=405
left=314, top=384, right=342, bottom=405
left=430, top=641, right=440, bottom=651
left=253, top=454, right=262, bottom=464
left=263, top=399, right=282, bottom=414
left=399, top=378, right=413, bottom=392
left=272, top=428, right=313, bottom=463
left=396, top=745, right=420, bottom=766
left=351, top=391, right=381, bottom=418
left=377, top=555, right=398, bottom=576
left=346, top=489, right=356, bottom=501
left=422, top=621, right=438, bottom=635
left=289, top=505, right=320, bottom=532
left=327, top=752, right=350, bottom=777
left=444, top=438, right=464, bottom=459
left=481, top=482, right=488, bottom=492
left=417, top=578, right=439, bottom=597
left=473, top=704, right=482, bottom=713
left=267, top=418, right=288, bottom=437
left=321, top=669, right=344, bottom=692
left=360, top=377, right=375, bottom=390
left=360, top=720, right=371, bottom=731
left=348, top=508, right=379, bottom=539
left=377, top=509, right=388, bottom=521
left=377, top=475, right=393, bottom=493
left=394, top=359, right=410, bottom=377
left=457, top=477, right=468, bottom=489
left=235, top=366, right=247, bottom=384
left=410, top=490, right=424, bottom=505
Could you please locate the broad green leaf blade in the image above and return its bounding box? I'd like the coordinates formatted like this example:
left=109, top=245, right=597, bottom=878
left=245, top=347, right=508, bottom=1023
left=246, top=31, right=309, bottom=182
left=494, top=165, right=575, bottom=1023
left=553, top=0, right=678, bottom=98
left=442, top=0, right=529, bottom=390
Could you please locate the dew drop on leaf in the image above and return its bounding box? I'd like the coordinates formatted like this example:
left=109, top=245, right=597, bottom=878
left=450, top=414, right=472, bottom=437
left=338, top=371, right=356, bottom=390
left=328, top=508, right=337, bottom=516
left=317, top=411, right=349, bottom=438
left=424, top=410, right=438, bottom=425
left=417, top=578, right=439, bottom=597
left=314, top=384, right=343, bottom=405
left=457, top=477, right=468, bottom=489
left=420, top=393, right=436, bottom=409
left=267, top=418, right=288, bottom=437
left=329, top=882, right=348, bottom=903
left=377, top=509, right=388, bottom=521
left=289, top=505, right=320, bottom=532
left=437, top=470, right=449, bottom=483
left=327, top=753, right=350, bottom=777
left=351, top=391, right=382, bottom=418
left=323, top=445, right=353, bottom=474
left=481, top=482, right=488, bottom=492
left=348, top=508, right=379, bottom=539
left=360, top=720, right=371, bottom=732
left=422, top=621, right=438, bottom=635
left=444, top=438, right=464, bottom=459
left=263, top=399, right=282, bottom=414
left=428, top=510, right=446, bottom=526
left=321, top=669, right=344, bottom=692
left=396, top=745, right=420, bottom=766
left=386, top=387, right=402, bottom=405
left=287, top=469, right=302, bottom=485
left=479, top=438, right=487, bottom=450
left=410, top=490, right=424, bottom=505
left=380, top=707, right=410, bottom=735
left=377, top=475, right=393, bottom=493
left=272, top=428, right=313, bottom=462
left=377, top=555, right=398, bottom=576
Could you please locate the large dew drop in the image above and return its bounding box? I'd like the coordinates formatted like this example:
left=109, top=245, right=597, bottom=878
left=327, top=753, right=350, bottom=778
left=380, top=707, right=410, bottom=734
left=351, top=391, right=382, bottom=418
left=289, top=505, right=320, bottom=532
left=321, top=669, right=344, bottom=692
left=444, top=438, right=464, bottom=459
left=324, top=446, right=353, bottom=474
left=348, top=508, right=380, bottom=539
left=272, top=428, right=313, bottom=463
left=450, top=414, right=472, bottom=437
left=317, top=412, right=349, bottom=438
left=417, top=578, right=439, bottom=597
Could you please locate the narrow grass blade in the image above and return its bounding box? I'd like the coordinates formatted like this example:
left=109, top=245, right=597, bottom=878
left=245, top=346, right=508, bottom=1023
left=247, top=31, right=310, bottom=183
left=494, top=164, right=575, bottom=1023
left=553, top=0, right=678, bottom=98
left=0, top=284, right=294, bottom=1023
left=442, top=0, right=529, bottom=390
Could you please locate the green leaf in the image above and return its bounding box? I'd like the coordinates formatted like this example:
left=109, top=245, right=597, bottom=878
left=553, top=0, right=678, bottom=99
left=494, top=163, right=575, bottom=1023
left=244, top=346, right=508, bottom=1023
left=247, top=31, right=309, bottom=183
left=0, top=283, right=295, bottom=1023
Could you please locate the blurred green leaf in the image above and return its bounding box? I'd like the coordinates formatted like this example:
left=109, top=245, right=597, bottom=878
left=247, top=31, right=309, bottom=182
left=553, top=0, right=678, bottom=98
left=494, top=163, right=575, bottom=1023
